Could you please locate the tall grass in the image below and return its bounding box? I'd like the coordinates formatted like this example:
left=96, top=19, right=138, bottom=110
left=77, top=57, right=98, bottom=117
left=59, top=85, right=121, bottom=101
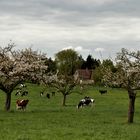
left=0, top=84, right=140, bottom=140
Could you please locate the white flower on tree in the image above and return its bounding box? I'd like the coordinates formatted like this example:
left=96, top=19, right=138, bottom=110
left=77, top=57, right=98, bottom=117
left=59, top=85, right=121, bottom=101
left=0, top=42, right=48, bottom=111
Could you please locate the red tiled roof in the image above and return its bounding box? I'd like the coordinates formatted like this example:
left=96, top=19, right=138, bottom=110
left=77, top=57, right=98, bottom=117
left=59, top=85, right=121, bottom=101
left=76, top=69, right=92, bottom=80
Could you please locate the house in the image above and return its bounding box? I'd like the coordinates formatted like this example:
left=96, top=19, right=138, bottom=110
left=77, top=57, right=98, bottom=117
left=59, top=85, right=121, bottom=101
left=74, top=69, right=94, bottom=84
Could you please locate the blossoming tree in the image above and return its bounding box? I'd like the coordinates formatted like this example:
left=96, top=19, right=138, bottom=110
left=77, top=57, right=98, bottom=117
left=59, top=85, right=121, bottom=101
left=103, top=48, right=140, bottom=123
left=0, top=43, right=48, bottom=111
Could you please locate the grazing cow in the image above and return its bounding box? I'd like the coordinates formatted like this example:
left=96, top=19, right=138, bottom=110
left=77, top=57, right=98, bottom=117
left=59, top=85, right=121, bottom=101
left=15, top=90, right=21, bottom=96
left=16, top=99, right=29, bottom=110
left=21, top=91, right=28, bottom=96
left=77, top=96, right=95, bottom=109
left=99, top=90, right=107, bottom=95
left=46, top=93, right=50, bottom=99
left=52, top=91, right=55, bottom=96
left=19, top=83, right=26, bottom=90
left=40, top=92, right=44, bottom=97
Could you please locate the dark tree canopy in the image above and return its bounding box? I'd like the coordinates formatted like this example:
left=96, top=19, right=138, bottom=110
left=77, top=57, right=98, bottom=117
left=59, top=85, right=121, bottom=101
left=45, top=57, right=57, bottom=73
left=81, top=55, right=100, bottom=69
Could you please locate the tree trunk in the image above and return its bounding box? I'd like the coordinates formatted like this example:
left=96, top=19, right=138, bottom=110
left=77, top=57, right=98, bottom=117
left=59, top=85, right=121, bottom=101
left=128, top=90, right=136, bottom=123
left=62, top=94, right=67, bottom=106
left=5, top=92, right=11, bottom=111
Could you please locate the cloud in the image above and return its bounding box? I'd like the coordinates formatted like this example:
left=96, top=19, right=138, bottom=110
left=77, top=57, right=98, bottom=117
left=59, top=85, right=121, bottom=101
left=1, top=0, right=140, bottom=24
left=94, top=48, right=105, bottom=52
left=62, top=46, right=90, bottom=53
left=0, top=0, right=140, bottom=60
left=75, top=46, right=90, bottom=53
left=62, top=46, right=73, bottom=50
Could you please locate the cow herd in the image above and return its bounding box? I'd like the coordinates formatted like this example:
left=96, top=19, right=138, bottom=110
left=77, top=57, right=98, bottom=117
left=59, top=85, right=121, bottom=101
left=15, top=83, right=29, bottom=111
left=15, top=90, right=28, bottom=96
left=15, top=84, right=107, bottom=111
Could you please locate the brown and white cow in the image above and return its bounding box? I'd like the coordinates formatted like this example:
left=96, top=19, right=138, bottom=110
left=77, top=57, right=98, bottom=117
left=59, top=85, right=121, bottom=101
left=16, top=99, right=29, bottom=110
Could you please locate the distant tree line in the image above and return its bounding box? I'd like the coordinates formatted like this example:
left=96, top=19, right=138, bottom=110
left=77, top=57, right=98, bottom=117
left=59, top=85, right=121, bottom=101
left=45, top=49, right=116, bottom=86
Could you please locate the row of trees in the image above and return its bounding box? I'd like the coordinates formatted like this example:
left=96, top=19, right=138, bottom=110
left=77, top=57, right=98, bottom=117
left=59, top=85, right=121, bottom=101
left=0, top=42, right=140, bottom=123
left=46, top=49, right=116, bottom=86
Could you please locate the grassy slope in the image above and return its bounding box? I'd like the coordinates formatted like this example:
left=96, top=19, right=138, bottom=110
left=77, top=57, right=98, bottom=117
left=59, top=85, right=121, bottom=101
left=0, top=84, right=140, bottom=140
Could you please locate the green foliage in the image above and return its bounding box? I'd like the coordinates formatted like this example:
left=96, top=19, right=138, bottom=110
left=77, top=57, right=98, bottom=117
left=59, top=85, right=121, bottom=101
left=102, top=59, right=117, bottom=72
left=55, top=49, right=81, bottom=76
left=0, top=84, right=140, bottom=140
left=92, top=67, right=103, bottom=85
left=92, top=59, right=116, bottom=86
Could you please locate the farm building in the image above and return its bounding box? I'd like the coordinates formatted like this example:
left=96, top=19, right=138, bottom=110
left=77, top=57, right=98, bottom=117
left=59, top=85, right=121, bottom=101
left=74, top=69, right=94, bottom=84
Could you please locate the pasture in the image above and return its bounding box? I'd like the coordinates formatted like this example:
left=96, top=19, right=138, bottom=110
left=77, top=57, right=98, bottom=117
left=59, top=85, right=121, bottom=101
left=0, top=84, right=140, bottom=140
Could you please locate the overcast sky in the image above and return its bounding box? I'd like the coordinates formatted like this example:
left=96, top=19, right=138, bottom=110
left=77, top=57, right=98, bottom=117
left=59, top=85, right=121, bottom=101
left=0, top=0, right=140, bottom=60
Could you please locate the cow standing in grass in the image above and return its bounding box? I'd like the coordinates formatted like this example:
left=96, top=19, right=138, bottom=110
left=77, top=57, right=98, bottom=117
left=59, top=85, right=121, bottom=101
left=21, top=91, right=28, bottom=96
left=99, top=90, right=107, bottom=95
left=15, top=90, right=21, bottom=96
left=16, top=99, right=29, bottom=111
left=52, top=91, right=55, bottom=96
left=77, top=96, right=95, bottom=109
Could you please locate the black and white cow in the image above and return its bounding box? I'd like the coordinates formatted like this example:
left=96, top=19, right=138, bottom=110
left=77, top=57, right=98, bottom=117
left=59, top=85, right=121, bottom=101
left=77, top=96, right=95, bottom=109
left=21, top=90, right=28, bottom=96
left=19, top=83, right=26, bottom=89
left=15, top=90, right=21, bottom=96
left=52, top=91, right=55, bottom=96
left=40, top=91, right=44, bottom=97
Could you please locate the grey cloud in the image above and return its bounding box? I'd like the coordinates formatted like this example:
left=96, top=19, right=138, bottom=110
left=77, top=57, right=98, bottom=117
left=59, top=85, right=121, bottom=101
left=0, top=0, right=139, bottom=37
left=0, top=0, right=140, bottom=60
left=27, top=38, right=140, bottom=59
left=1, top=0, right=140, bottom=22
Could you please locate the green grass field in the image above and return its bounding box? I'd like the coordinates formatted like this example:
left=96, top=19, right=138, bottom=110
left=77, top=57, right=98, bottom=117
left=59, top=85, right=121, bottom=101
left=0, top=84, right=140, bottom=140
